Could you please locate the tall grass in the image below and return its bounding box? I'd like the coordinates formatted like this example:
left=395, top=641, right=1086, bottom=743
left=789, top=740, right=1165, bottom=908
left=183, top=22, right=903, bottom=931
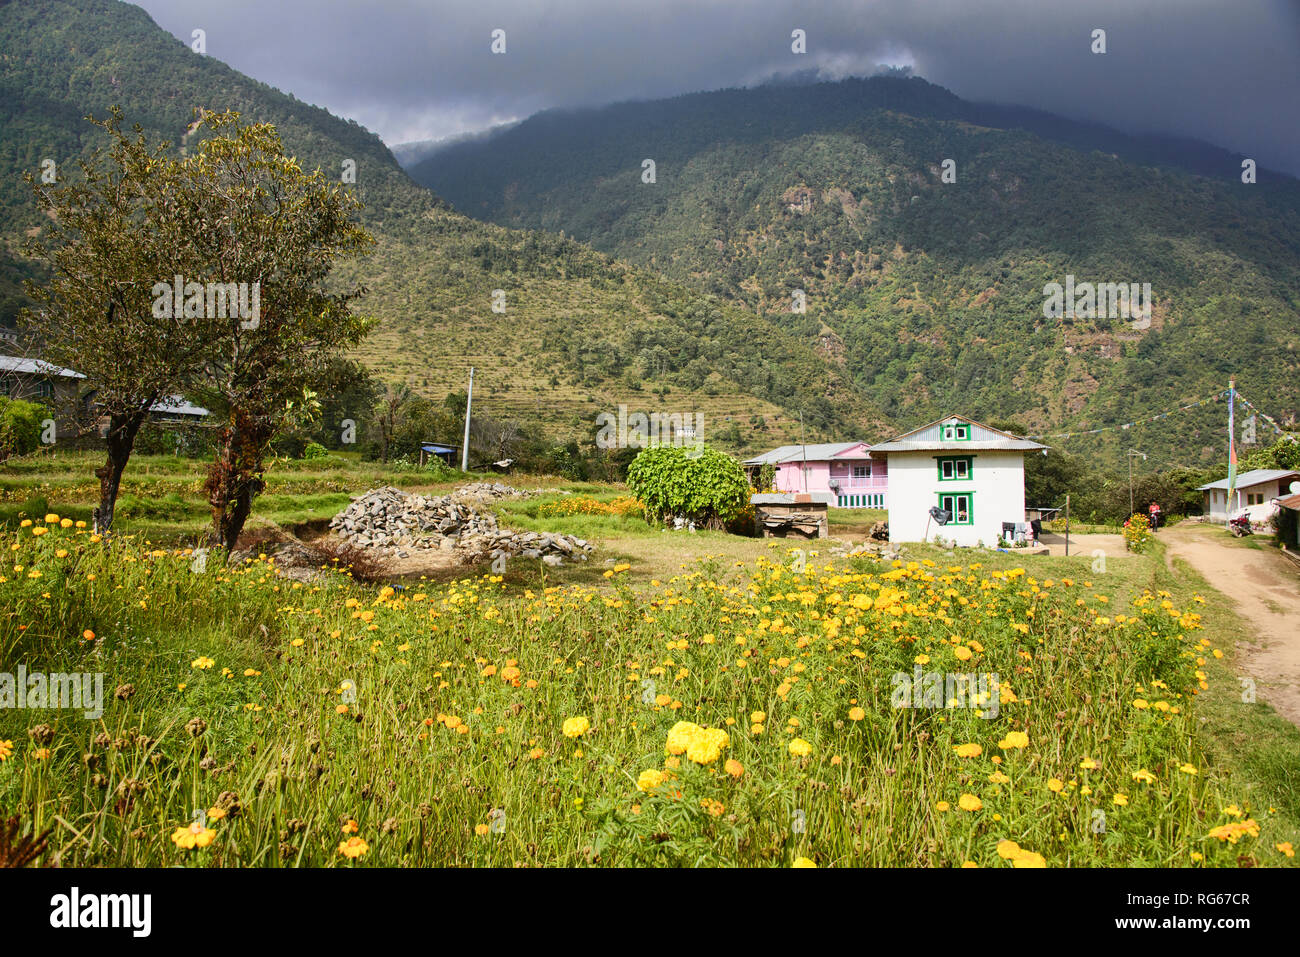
left=0, top=516, right=1292, bottom=867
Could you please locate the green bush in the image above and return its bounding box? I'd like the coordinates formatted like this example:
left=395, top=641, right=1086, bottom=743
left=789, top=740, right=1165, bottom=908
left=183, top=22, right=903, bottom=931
left=302, top=441, right=329, bottom=460
left=0, top=397, right=49, bottom=460
left=625, top=445, right=750, bottom=528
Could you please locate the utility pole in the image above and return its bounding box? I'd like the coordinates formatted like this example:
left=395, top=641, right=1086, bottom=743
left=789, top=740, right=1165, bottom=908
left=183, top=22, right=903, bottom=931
left=461, top=366, right=474, bottom=472
left=1064, top=494, right=1070, bottom=556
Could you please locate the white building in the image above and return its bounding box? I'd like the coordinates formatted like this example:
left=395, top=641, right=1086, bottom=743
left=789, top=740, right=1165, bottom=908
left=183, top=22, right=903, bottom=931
left=1196, top=469, right=1300, bottom=523
left=869, top=415, right=1047, bottom=546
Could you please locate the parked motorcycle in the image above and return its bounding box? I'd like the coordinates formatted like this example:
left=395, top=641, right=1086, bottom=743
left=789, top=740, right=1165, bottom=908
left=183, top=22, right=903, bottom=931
left=1229, top=515, right=1253, bottom=537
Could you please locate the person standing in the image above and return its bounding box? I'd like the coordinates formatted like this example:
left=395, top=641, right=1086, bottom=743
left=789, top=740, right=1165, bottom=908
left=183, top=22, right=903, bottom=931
left=1148, top=499, right=1162, bottom=532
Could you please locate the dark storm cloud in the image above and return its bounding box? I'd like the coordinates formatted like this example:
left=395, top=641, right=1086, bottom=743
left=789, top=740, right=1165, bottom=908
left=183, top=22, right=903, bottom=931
left=135, top=0, right=1300, bottom=174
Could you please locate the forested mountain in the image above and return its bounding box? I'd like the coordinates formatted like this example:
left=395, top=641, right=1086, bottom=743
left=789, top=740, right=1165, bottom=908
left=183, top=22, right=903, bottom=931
left=410, top=76, right=1300, bottom=467
left=0, top=0, right=887, bottom=451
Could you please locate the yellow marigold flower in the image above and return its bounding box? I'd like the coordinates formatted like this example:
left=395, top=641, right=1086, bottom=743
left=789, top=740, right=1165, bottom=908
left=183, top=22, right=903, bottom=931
left=725, top=758, right=744, bottom=778
left=44, top=513, right=59, bottom=524
left=171, top=821, right=216, bottom=850
left=935, top=801, right=950, bottom=812
left=751, top=711, right=766, bottom=723
left=207, top=807, right=227, bottom=822
left=686, top=728, right=729, bottom=765
left=953, top=743, right=982, bottom=758
left=665, top=720, right=701, bottom=755
left=562, top=716, right=591, bottom=738
left=475, top=824, right=490, bottom=836
left=60, top=518, right=73, bottom=528
left=528, top=747, right=545, bottom=760
left=792, top=857, right=816, bottom=868
left=988, top=770, right=1010, bottom=784
left=954, top=645, right=972, bottom=661
left=848, top=706, right=865, bottom=721
left=957, top=793, right=982, bottom=812
left=82, top=629, right=95, bottom=641
left=1113, top=793, right=1129, bottom=807
left=338, top=837, right=369, bottom=859
left=191, top=656, right=214, bottom=670
left=341, top=819, right=358, bottom=834
left=1132, top=699, right=1149, bottom=709
left=998, top=731, right=1029, bottom=750
left=997, top=840, right=1022, bottom=859
left=1131, top=768, right=1157, bottom=784
left=637, top=769, right=666, bottom=792
left=1012, top=850, right=1046, bottom=868
left=788, top=737, right=813, bottom=757
left=1179, top=763, right=1198, bottom=775
left=1277, top=842, right=1295, bottom=858
left=1079, top=756, right=1099, bottom=770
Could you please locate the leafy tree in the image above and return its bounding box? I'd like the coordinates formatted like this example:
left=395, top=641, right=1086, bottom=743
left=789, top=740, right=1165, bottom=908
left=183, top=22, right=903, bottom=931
left=20, top=109, right=211, bottom=531
left=179, top=111, right=373, bottom=549
left=626, top=445, right=750, bottom=527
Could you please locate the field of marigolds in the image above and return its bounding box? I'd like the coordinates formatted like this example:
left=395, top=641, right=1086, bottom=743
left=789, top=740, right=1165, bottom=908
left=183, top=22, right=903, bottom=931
left=1, top=512, right=1296, bottom=868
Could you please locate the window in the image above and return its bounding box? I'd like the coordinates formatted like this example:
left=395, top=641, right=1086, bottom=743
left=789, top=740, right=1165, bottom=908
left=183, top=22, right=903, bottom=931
left=938, top=493, right=974, bottom=525
left=937, top=456, right=973, bottom=481
left=940, top=423, right=971, bottom=442
left=853, top=465, right=868, bottom=480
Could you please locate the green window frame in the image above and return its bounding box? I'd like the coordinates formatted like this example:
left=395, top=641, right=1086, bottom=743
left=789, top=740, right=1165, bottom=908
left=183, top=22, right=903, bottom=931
left=936, top=455, right=973, bottom=481
left=940, top=423, right=971, bottom=442
left=938, top=492, right=974, bottom=526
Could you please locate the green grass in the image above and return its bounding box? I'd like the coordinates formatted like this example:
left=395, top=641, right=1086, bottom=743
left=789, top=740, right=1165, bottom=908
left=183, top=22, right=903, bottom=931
left=0, top=517, right=1293, bottom=867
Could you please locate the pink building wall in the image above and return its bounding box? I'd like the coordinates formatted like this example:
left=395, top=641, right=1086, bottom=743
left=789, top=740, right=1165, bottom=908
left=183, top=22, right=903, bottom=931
left=773, top=446, right=888, bottom=507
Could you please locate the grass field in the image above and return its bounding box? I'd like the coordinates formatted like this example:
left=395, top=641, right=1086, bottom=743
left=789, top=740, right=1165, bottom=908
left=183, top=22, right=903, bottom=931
left=0, top=453, right=1296, bottom=867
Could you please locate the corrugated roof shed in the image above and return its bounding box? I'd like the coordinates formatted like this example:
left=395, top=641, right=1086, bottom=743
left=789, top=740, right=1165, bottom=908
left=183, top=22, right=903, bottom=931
left=0, top=355, right=85, bottom=379
left=1197, top=469, right=1300, bottom=491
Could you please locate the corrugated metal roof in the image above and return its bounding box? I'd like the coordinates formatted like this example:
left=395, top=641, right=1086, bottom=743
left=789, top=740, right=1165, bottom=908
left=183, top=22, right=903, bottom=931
left=743, top=442, right=870, bottom=465
left=869, top=414, right=1046, bottom=453
left=150, top=396, right=209, bottom=417
left=1197, top=469, right=1300, bottom=491
left=0, top=355, right=85, bottom=378
left=870, top=439, right=1048, bottom=452
left=1276, top=493, right=1300, bottom=510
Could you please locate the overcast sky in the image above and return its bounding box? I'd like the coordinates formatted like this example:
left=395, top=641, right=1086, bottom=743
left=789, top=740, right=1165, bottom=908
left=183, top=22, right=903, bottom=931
left=135, top=0, right=1300, bottom=174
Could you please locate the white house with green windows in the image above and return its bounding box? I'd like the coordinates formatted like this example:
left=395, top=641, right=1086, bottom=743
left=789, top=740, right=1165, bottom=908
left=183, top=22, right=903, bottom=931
left=868, top=416, right=1047, bottom=546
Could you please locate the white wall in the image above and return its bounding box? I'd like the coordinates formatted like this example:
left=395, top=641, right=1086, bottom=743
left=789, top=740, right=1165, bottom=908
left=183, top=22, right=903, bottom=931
left=1205, top=480, right=1290, bottom=522
left=885, top=451, right=1026, bottom=546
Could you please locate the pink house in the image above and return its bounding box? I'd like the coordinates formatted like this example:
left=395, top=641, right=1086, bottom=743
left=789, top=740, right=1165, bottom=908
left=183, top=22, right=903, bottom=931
left=743, top=442, right=887, bottom=508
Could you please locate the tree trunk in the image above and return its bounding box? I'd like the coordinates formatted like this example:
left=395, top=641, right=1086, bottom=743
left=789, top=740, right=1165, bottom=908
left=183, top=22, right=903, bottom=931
left=93, top=412, right=144, bottom=533
left=206, top=414, right=268, bottom=551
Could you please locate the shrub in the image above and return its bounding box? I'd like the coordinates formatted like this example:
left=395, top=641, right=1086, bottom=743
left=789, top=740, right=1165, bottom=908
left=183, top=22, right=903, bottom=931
left=0, top=398, right=49, bottom=460
left=302, top=441, right=329, bottom=460
left=1123, top=513, right=1152, bottom=552
left=625, top=445, right=750, bottom=528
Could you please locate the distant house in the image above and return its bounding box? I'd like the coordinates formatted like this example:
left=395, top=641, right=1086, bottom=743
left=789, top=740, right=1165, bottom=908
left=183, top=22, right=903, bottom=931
left=0, top=354, right=86, bottom=406
left=868, top=415, right=1047, bottom=546
left=743, top=441, right=885, bottom=508
left=1196, top=469, right=1300, bottom=523
left=147, top=395, right=210, bottom=424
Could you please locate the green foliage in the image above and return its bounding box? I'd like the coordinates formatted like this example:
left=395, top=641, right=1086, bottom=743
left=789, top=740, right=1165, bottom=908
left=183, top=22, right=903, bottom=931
left=0, top=397, right=48, bottom=460
left=625, top=445, right=750, bottom=527
left=302, top=442, right=329, bottom=460
left=1241, top=436, right=1300, bottom=473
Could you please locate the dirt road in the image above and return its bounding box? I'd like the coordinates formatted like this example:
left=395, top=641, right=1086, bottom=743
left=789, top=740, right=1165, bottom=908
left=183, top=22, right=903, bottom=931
left=1163, top=523, right=1300, bottom=727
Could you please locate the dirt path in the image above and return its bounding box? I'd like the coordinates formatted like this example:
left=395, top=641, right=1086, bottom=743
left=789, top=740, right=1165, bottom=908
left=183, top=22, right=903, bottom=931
left=1163, top=524, right=1300, bottom=727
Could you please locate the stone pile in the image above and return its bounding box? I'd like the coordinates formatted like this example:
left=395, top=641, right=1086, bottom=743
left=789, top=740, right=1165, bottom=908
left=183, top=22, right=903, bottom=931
left=330, top=486, right=590, bottom=565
